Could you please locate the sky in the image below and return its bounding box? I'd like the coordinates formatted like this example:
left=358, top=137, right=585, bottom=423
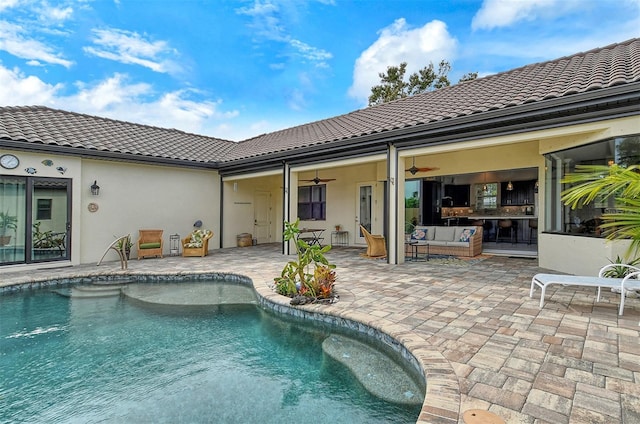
left=0, top=1, right=638, bottom=142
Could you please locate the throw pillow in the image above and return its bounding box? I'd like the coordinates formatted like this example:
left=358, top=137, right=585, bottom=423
left=411, top=228, right=427, bottom=241
left=458, top=228, right=476, bottom=242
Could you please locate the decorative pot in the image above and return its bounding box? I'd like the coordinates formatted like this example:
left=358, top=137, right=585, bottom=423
left=0, top=235, right=11, bottom=246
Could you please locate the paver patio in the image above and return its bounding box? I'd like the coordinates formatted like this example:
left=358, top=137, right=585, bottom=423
left=1, top=244, right=638, bottom=423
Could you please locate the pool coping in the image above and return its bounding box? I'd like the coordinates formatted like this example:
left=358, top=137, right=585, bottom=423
left=1, top=269, right=459, bottom=424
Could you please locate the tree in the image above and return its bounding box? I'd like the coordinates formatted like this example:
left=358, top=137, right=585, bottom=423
left=561, top=164, right=640, bottom=258
left=368, top=60, right=477, bottom=106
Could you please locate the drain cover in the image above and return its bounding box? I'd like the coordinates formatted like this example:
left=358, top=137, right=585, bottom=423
left=462, top=409, right=505, bottom=424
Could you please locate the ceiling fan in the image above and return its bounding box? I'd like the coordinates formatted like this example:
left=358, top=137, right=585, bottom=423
left=300, top=170, right=336, bottom=184
left=406, top=157, right=439, bottom=175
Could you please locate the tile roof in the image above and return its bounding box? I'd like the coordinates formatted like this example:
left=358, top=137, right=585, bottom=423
left=224, top=38, right=640, bottom=161
left=0, top=39, right=638, bottom=166
left=0, top=106, right=236, bottom=164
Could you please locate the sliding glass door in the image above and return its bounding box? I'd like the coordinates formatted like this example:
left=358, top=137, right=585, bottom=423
left=0, top=176, right=71, bottom=266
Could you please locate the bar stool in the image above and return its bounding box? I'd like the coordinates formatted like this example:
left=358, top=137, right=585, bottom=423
left=528, top=219, right=538, bottom=245
left=496, top=219, right=515, bottom=243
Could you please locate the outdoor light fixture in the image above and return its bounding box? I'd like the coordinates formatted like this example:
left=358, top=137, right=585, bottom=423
left=90, top=180, right=100, bottom=196
left=506, top=181, right=514, bottom=191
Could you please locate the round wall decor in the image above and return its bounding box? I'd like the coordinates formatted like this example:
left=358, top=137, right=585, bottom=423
left=88, top=202, right=99, bottom=212
left=0, top=154, right=19, bottom=169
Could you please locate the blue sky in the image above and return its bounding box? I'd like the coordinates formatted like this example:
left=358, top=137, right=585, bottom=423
left=0, top=1, right=638, bottom=141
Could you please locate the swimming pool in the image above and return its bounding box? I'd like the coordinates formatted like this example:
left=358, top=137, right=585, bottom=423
left=1, top=278, right=424, bottom=423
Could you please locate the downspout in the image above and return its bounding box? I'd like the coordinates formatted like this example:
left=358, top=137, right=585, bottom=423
left=387, top=143, right=398, bottom=264
left=282, top=161, right=291, bottom=255
left=219, top=176, right=224, bottom=249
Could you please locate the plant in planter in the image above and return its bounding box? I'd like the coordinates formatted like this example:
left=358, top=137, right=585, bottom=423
left=274, top=219, right=337, bottom=305
left=115, top=235, right=133, bottom=260
left=0, top=211, right=18, bottom=245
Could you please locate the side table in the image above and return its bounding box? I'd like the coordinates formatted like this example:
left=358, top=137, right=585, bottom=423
left=331, top=230, right=349, bottom=246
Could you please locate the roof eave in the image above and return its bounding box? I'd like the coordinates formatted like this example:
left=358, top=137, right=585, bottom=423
left=218, top=82, right=640, bottom=176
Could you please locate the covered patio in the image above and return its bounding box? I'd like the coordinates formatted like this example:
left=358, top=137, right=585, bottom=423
left=2, top=244, right=638, bottom=423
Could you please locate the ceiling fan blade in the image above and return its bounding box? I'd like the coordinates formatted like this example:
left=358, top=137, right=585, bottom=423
left=405, top=165, right=439, bottom=174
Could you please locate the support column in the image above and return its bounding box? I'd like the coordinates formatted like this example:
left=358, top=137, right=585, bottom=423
left=387, top=144, right=398, bottom=264
left=282, top=161, right=291, bottom=255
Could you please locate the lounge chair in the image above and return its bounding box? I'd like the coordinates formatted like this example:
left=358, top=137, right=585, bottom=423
left=360, top=225, right=386, bottom=258
left=182, top=229, right=213, bottom=257
left=137, top=229, right=163, bottom=260
left=531, top=264, right=640, bottom=315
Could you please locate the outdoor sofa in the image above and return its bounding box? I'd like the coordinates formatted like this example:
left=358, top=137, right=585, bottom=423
left=409, top=225, right=483, bottom=257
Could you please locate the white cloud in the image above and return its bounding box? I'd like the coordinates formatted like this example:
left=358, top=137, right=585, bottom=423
left=0, top=64, right=61, bottom=105
left=0, top=0, right=20, bottom=12
left=289, top=39, right=332, bottom=66
left=237, top=0, right=332, bottom=67
left=0, top=63, right=241, bottom=139
left=472, top=0, right=578, bottom=30
left=37, top=4, right=74, bottom=24
left=0, top=20, right=73, bottom=67
left=348, top=19, right=457, bottom=104
left=83, top=28, right=181, bottom=74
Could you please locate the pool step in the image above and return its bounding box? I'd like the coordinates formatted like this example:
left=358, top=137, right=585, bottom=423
left=53, top=284, right=126, bottom=298
left=322, top=334, right=424, bottom=405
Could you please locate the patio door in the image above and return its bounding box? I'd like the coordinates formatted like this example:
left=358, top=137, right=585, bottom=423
left=355, top=182, right=374, bottom=244
left=254, top=191, right=271, bottom=244
left=0, top=176, right=70, bottom=266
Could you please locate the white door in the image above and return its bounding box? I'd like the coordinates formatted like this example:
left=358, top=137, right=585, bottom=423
left=355, top=182, right=374, bottom=244
left=254, top=191, right=271, bottom=244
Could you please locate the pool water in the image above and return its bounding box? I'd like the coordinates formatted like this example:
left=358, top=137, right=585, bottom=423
left=1, top=281, right=423, bottom=423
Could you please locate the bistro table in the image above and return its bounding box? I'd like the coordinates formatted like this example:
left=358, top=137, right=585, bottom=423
left=298, top=228, right=325, bottom=246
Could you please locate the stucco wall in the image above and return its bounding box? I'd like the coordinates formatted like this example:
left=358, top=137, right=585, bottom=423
left=221, top=174, right=282, bottom=248
left=80, top=159, right=220, bottom=264
left=539, top=233, right=632, bottom=275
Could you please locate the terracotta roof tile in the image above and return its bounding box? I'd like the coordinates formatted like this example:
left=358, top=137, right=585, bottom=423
left=224, top=38, right=640, bottom=162
left=0, top=107, right=236, bottom=164
left=1, top=39, right=638, bottom=165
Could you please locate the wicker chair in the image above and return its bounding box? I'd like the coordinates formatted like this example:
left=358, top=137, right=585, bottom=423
left=137, top=229, right=163, bottom=260
left=360, top=225, right=386, bottom=258
left=182, top=229, right=213, bottom=257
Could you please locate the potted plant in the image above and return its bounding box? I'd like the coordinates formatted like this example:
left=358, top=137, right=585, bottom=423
left=0, top=211, right=17, bottom=246
left=334, top=224, right=341, bottom=231
left=274, top=219, right=337, bottom=305
left=115, top=235, right=133, bottom=260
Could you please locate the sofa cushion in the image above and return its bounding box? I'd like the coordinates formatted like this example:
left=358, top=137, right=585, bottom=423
left=457, top=228, right=476, bottom=242
left=411, top=226, right=428, bottom=241
left=434, top=226, right=456, bottom=241
left=446, top=241, right=470, bottom=247
left=185, top=229, right=211, bottom=248
left=139, top=242, right=161, bottom=249
left=425, top=226, right=436, bottom=241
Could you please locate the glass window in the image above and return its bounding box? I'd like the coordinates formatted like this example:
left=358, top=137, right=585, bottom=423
left=298, top=185, right=326, bottom=220
left=36, top=199, right=52, bottom=220
left=544, top=134, right=640, bottom=236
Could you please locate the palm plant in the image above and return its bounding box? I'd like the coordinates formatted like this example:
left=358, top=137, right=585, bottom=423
left=561, top=164, right=640, bottom=257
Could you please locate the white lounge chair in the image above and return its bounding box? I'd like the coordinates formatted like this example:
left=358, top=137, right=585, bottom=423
left=531, top=264, right=640, bottom=315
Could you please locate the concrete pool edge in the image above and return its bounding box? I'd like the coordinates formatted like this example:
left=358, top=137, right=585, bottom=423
left=1, top=269, right=461, bottom=424
left=254, top=281, right=461, bottom=424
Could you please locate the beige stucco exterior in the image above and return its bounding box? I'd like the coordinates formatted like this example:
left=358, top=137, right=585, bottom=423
left=0, top=111, right=637, bottom=274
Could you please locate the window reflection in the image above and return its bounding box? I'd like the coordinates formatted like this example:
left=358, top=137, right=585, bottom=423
left=544, top=134, right=640, bottom=236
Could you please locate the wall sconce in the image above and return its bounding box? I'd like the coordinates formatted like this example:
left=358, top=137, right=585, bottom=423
left=506, top=181, right=513, bottom=191
left=90, top=180, right=100, bottom=196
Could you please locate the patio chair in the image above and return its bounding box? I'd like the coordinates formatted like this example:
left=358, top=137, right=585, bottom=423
left=137, top=229, right=164, bottom=260
left=182, top=229, right=213, bottom=257
left=360, top=225, right=386, bottom=258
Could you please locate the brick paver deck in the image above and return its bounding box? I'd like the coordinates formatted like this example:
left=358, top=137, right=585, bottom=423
left=1, top=244, right=638, bottom=423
